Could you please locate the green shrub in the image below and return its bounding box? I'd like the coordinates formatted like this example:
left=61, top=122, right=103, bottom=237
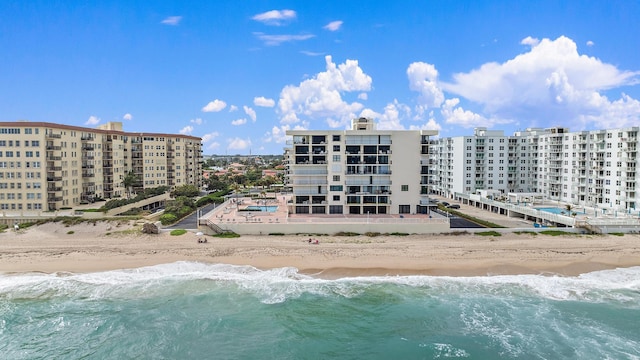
left=334, top=232, right=359, bottom=236
left=160, top=213, right=178, bottom=225
left=539, top=230, right=577, bottom=236
left=67, top=230, right=75, bottom=235
left=514, top=231, right=538, bottom=236
left=170, top=229, right=187, bottom=236
left=609, top=232, right=624, bottom=236
left=213, top=232, right=240, bottom=238
left=476, top=231, right=502, bottom=236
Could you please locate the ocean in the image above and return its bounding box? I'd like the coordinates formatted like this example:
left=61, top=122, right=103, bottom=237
left=1, top=262, right=639, bottom=359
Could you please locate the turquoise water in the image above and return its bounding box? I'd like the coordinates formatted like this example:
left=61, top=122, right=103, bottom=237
left=2, top=263, right=640, bottom=359
left=244, top=205, right=278, bottom=212
left=537, top=207, right=566, bottom=214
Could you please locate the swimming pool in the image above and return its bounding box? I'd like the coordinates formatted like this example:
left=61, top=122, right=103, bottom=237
left=244, top=205, right=279, bottom=212
left=536, top=207, right=567, bottom=214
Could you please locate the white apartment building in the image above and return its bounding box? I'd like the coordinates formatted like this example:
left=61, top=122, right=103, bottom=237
left=435, top=126, right=639, bottom=212
left=285, top=118, right=438, bottom=215
left=0, top=121, right=202, bottom=212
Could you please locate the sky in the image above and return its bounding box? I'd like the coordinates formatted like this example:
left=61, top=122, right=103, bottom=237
left=1, top=1, right=639, bottom=155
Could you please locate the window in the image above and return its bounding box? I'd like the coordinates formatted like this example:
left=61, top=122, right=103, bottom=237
left=332, top=135, right=341, bottom=141
left=333, top=155, right=341, bottom=162
left=333, top=145, right=340, bottom=152
left=401, top=185, right=408, bottom=191
left=332, top=175, right=340, bottom=182
left=329, top=185, right=343, bottom=191
left=399, top=205, right=410, bottom=214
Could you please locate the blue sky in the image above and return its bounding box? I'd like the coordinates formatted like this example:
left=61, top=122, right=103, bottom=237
left=2, top=1, right=639, bottom=155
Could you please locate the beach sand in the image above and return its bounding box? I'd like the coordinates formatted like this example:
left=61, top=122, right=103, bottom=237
left=2, top=221, right=640, bottom=277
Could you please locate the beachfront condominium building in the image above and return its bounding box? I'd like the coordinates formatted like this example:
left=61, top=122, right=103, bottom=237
left=0, top=121, right=202, bottom=211
left=434, top=126, right=639, bottom=212
left=285, top=117, right=438, bottom=215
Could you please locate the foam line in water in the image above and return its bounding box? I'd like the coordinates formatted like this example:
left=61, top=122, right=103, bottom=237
left=1, top=263, right=639, bottom=304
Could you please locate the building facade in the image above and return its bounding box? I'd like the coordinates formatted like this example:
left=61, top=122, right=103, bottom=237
left=0, top=121, right=202, bottom=211
left=285, top=117, right=438, bottom=215
left=434, top=126, right=639, bottom=212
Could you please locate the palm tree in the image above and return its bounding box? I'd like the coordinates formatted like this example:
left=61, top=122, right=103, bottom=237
left=123, top=170, right=140, bottom=199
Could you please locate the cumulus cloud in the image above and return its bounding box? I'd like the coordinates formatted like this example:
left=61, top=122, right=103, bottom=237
left=520, top=36, right=540, bottom=46
left=85, top=115, right=100, bottom=125
left=358, top=93, right=368, bottom=100
left=253, top=32, right=315, bottom=46
left=179, top=125, right=193, bottom=135
left=323, top=20, right=343, bottom=31
left=440, top=36, right=640, bottom=129
left=202, top=99, right=227, bottom=112
left=407, top=62, right=445, bottom=109
left=206, top=142, right=221, bottom=151
left=123, top=113, right=132, bottom=121
left=586, top=40, right=594, bottom=47
left=243, top=106, right=257, bottom=122
left=265, top=125, right=290, bottom=144
left=231, top=118, right=247, bottom=126
left=252, top=9, right=296, bottom=26
left=190, top=118, right=203, bottom=125
left=161, top=16, right=182, bottom=25
left=201, top=132, right=220, bottom=143
left=360, top=100, right=412, bottom=130
left=254, top=96, right=275, bottom=107
left=229, top=105, right=238, bottom=112
left=277, top=55, right=372, bottom=127
left=227, top=137, right=252, bottom=150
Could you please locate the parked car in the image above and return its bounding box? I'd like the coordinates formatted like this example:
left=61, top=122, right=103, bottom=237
left=441, top=202, right=450, bottom=207
left=447, top=204, right=460, bottom=209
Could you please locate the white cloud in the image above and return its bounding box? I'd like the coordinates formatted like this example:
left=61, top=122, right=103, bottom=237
left=252, top=9, right=296, bottom=26
left=201, top=132, right=220, bottom=143
left=324, top=20, right=343, bottom=31
left=441, top=36, right=640, bottom=128
left=85, top=115, right=100, bottom=125
left=179, top=125, right=193, bottom=135
left=123, top=113, right=132, bottom=121
left=586, top=40, right=594, bottom=47
left=358, top=93, right=368, bottom=100
left=229, top=105, right=238, bottom=112
left=231, top=118, right=247, bottom=126
left=265, top=125, right=290, bottom=144
left=277, top=55, right=372, bottom=127
left=227, top=137, right=252, bottom=150
left=360, top=100, right=412, bottom=130
left=409, top=117, right=442, bottom=131
left=520, top=36, right=540, bottom=47
left=254, top=96, right=275, bottom=107
left=300, top=50, right=324, bottom=56
left=190, top=118, right=203, bottom=125
left=440, top=98, right=505, bottom=129
left=243, top=106, right=257, bottom=122
left=206, top=142, right=221, bottom=151
left=253, top=32, right=315, bottom=46
left=161, top=16, right=182, bottom=26
left=202, top=99, right=227, bottom=112
left=407, top=62, right=444, bottom=109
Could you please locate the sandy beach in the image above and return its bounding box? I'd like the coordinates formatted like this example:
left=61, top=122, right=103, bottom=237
left=2, top=220, right=640, bottom=277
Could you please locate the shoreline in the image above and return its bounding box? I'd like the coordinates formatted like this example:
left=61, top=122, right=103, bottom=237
left=2, top=221, right=640, bottom=278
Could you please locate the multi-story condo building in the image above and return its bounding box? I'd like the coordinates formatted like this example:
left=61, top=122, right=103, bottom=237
left=285, top=117, right=438, bottom=215
left=434, top=126, right=639, bottom=212
left=0, top=121, right=202, bottom=212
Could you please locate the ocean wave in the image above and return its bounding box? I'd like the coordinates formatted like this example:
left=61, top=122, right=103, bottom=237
left=1, top=262, right=639, bottom=304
